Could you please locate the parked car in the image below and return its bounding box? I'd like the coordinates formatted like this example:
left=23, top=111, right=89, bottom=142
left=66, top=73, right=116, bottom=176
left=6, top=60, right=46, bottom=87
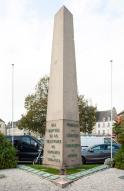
left=81, top=143, right=120, bottom=164
left=6, top=135, right=43, bottom=163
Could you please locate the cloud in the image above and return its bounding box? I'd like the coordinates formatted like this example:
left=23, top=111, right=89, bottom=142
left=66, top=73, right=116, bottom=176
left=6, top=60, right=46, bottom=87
left=66, top=0, right=124, bottom=111
left=0, top=0, right=53, bottom=122
left=0, top=0, right=124, bottom=122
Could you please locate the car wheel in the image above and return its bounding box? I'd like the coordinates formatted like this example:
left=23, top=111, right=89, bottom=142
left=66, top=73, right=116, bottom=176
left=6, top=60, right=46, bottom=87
left=82, top=156, right=86, bottom=164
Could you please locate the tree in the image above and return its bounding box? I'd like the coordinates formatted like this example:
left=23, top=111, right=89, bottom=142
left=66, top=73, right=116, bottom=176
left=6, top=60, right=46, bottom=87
left=78, top=95, right=96, bottom=134
left=18, top=76, right=49, bottom=136
left=18, top=76, right=96, bottom=136
left=113, top=116, right=124, bottom=169
left=113, top=116, right=124, bottom=144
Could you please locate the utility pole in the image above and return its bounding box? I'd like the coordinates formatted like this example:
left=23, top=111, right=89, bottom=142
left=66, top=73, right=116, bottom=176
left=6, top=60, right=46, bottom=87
left=110, top=60, right=113, bottom=160
left=12, top=64, right=14, bottom=146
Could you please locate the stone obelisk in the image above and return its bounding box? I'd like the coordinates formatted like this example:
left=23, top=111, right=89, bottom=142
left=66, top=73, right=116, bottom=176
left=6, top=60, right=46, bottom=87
left=43, top=6, right=82, bottom=169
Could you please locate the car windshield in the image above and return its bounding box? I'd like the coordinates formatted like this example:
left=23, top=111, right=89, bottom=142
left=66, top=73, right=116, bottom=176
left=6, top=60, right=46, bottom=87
left=32, top=136, right=44, bottom=146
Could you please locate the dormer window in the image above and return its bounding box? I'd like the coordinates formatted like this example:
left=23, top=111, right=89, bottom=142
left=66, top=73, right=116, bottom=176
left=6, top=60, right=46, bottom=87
left=103, top=117, right=105, bottom=122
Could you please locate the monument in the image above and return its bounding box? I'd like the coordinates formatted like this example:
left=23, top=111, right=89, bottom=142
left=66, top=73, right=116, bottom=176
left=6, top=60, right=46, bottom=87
left=43, top=6, right=82, bottom=169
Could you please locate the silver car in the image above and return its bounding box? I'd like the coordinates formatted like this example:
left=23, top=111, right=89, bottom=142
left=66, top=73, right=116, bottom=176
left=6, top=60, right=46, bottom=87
left=81, top=143, right=120, bottom=164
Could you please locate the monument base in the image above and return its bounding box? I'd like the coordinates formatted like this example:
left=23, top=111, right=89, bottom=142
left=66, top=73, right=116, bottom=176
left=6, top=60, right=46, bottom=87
left=43, top=119, right=82, bottom=169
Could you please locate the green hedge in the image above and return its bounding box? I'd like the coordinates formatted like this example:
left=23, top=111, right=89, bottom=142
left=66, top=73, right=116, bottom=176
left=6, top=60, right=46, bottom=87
left=0, top=132, right=17, bottom=169
left=114, top=144, right=124, bottom=169
left=113, top=117, right=124, bottom=169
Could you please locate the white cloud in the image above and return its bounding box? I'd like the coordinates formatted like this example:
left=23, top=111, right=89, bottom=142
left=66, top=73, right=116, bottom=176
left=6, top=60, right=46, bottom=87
left=0, top=0, right=53, bottom=122
left=66, top=0, right=124, bottom=112
left=0, top=0, right=124, bottom=122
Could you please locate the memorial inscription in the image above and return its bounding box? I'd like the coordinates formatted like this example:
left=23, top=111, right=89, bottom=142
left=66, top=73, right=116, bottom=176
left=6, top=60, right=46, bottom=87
left=45, top=122, right=62, bottom=163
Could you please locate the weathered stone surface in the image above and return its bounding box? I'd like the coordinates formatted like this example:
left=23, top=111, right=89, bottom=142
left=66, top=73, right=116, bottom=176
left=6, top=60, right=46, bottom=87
left=43, top=6, right=82, bottom=169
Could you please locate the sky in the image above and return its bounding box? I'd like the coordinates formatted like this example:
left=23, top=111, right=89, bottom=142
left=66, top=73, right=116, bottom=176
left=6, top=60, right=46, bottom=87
left=0, top=0, right=124, bottom=123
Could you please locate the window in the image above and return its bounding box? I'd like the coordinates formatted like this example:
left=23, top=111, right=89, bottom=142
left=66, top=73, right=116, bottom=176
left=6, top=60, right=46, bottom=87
left=103, top=117, right=105, bottom=122
left=31, top=139, right=38, bottom=147
left=92, top=145, right=105, bottom=152
left=103, top=130, right=105, bottom=135
left=22, top=137, right=30, bottom=145
left=102, top=123, right=105, bottom=127
left=107, top=129, right=109, bottom=135
left=98, top=123, right=100, bottom=128
left=108, top=122, right=110, bottom=127
left=92, top=145, right=101, bottom=151
left=98, top=130, right=100, bottom=135
left=106, top=145, right=119, bottom=150
left=108, top=117, right=110, bottom=121
left=104, top=138, right=110, bottom=144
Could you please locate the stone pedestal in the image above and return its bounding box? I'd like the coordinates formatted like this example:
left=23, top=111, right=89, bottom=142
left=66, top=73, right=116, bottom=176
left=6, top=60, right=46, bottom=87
left=43, top=6, right=82, bottom=169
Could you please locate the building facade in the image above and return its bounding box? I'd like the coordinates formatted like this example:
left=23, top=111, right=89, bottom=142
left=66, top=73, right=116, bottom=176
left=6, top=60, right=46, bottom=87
left=6, top=121, right=41, bottom=138
left=95, top=108, right=117, bottom=135
left=0, top=119, right=6, bottom=135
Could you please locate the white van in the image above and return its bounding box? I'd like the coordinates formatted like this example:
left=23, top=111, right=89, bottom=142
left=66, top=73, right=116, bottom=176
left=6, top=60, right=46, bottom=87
left=80, top=135, right=117, bottom=150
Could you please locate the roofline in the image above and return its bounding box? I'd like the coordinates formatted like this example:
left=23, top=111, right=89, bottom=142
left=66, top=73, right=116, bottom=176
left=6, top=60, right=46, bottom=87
left=0, top=119, right=5, bottom=123
left=117, top=110, right=124, bottom=116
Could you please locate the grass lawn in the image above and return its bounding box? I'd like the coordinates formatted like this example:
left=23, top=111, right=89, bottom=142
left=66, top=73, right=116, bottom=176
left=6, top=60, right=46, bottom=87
left=28, top=164, right=101, bottom=175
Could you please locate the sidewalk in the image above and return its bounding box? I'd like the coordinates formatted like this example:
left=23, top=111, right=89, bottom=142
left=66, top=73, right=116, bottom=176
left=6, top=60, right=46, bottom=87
left=0, top=168, right=124, bottom=191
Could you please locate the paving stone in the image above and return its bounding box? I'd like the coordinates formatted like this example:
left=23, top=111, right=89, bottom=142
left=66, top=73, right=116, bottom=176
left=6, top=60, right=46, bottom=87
left=36, top=171, right=46, bottom=175
left=18, top=164, right=109, bottom=187
left=47, top=175, right=60, bottom=180
left=41, top=173, right=53, bottom=178
left=65, top=175, right=76, bottom=180
left=30, top=170, right=41, bottom=174
left=26, top=168, right=36, bottom=172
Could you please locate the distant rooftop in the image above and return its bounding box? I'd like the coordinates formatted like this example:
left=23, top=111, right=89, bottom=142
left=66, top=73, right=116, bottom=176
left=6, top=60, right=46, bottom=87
left=117, top=110, right=124, bottom=116
left=96, top=108, right=117, bottom=122
left=0, top=118, right=4, bottom=123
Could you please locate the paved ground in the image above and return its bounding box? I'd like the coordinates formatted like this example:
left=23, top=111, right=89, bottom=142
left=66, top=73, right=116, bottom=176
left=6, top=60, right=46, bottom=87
left=0, top=168, right=124, bottom=191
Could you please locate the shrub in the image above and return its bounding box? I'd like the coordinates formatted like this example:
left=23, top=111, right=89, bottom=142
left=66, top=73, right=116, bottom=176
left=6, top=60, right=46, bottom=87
left=0, top=132, right=17, bottom=169
left=113, top=116, right=124, bottom=169
left=104, top=158, right=115, bottom=167
left=114, top=144, right=124, bottom=169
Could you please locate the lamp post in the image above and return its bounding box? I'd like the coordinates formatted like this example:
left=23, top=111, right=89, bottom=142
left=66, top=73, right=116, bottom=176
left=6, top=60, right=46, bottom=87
left=12, top=64, right=14, bottom=146
left=110, top=60, right=113, bottom=160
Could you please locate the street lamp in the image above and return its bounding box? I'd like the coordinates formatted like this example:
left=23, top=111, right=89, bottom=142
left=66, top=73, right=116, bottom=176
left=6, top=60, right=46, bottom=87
left=110, top=60, right=113, bottom=160
left=12, top=64, right=14, bottom=146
